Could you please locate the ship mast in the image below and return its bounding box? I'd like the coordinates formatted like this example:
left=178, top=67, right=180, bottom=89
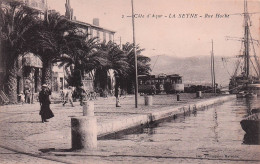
left=243, top=0, right=250, bottom=78
left=225, top=0, right=260, bottom=78
left=224, top=0, right=260, bottom=93
left=211, top=40, right=216, bottom=93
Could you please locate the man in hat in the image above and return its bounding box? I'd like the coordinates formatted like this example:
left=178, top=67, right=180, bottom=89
left=39, top=84, right=54, bottom=123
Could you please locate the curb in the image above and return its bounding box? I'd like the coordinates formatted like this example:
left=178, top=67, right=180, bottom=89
left=98, top=95, right=236, bottom=137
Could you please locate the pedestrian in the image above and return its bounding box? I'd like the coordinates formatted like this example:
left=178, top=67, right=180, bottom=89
left=63, top=86, right=74, bottom=107
left=115, top=74, right=121, bottom=107
left=20, top=93, right=25, bottom=105
left=39, top=84, right=54, bottom=123
left=24, top=88, right=31, bottom=104
left=60, top=89, right=65, bottom=103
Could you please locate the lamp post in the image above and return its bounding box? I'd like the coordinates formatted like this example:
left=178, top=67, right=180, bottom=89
left=131, top=0, right=138, bottom=108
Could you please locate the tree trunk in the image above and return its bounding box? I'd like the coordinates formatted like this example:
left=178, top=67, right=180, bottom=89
left=95, top=68, right=108, bottom=91
left=5, top=61, right=18, bottom=103
left=42, top=59, right=52, bottom=87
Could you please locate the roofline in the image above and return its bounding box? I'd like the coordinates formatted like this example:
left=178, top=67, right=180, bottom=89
left=70, top=20, right=116, bottom=34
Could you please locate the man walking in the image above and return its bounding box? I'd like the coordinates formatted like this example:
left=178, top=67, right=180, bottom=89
left=63, top=86, right=74, bottom=107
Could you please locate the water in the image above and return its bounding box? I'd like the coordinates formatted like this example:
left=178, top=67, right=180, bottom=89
left=99, top=97, right=260, bottom=163
left=105, top=97, right=259, bottom=145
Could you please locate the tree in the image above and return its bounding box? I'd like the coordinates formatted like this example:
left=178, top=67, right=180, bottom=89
left=27, top=10, right=79, bottom=86
left=95, top=41, right=129, bottom=92
left=54, top=37, right=106, bottom=88
left=122, top=42, right=151, bottom=93
left=0, top=1, right=39, bottom=103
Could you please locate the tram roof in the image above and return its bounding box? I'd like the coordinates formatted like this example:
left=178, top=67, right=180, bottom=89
left=138, top=74, right=182, bottom=78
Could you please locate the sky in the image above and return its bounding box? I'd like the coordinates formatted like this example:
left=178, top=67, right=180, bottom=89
left=47, top=0, right=260, bottom=58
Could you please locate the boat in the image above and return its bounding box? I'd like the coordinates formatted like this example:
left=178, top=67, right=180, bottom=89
left=227, top=0, right=260, bottom=94
left=243, top=133, right=260, bottom=145
left=236, top=91, right=257, bottom=98
left=247, top=84, right=260, bottom=96
left=245, top=92, right=257, bottom=98
left=251, top=108, right=260, bottom=114
left=234, top=0, right=260, bottom=136
left=240, top=113, right=260, bottom=135
left=236, top=91, right=246, bottom=98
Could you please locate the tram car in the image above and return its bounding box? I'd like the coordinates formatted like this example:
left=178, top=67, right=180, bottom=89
left=138, top=74, right=184, bottom=94
left=138, top=74, right=166, bottom=95
left=138, top=75, right=156, bottom=95
left=164, top=74, right=184, bottom=93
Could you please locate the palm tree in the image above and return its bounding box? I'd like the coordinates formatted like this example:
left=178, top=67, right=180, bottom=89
left=95, top=41, right=129, bottom=93
left=27, top=10, right=79, bottom=87
left=122, top=42, right=151, bottom=93
left=54, top=37, right=106, bottom=88
left=0, top=1, right=39, bottom=103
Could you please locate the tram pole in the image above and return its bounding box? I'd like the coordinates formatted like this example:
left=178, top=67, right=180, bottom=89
left=131, top=0, right=138, bottom=108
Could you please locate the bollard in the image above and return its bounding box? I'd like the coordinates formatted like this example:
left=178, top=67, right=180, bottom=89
left=71, top=101, right=97, bottom=151
left=196, top=91, right=202, bottom=98
left=83, top=101, right=94, bottom=116
left=144, top=95, right=153, bottom=106
left=177, top=93, right=180, bottom=101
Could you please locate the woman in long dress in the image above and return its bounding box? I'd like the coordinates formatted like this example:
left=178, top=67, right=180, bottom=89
left=39, top=84, right=54, bottom=123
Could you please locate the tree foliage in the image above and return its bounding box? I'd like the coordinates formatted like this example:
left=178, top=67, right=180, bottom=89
left=26, top=10, right=80, bottom=85
left=0, top=1, right=39, bottom=102
left=0, top=1, right=152, bottom=102
left=121, top=42, right=151, bottom=93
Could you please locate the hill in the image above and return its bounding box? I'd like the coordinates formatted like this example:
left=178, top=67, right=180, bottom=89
left=149, top=55, right=235, bottom=87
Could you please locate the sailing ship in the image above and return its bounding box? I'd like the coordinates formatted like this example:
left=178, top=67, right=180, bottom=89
left=227, top=0, right=260, bottom=95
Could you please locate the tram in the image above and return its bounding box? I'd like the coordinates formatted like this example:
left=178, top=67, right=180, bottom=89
left=164, top=74, right=184, bottom=93
left=138, top=74, right=184, bottom=94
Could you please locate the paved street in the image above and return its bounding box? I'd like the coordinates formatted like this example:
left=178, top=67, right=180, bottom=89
left=0, top=93, right=208, bottom=163
left=0, top=94, right=259, bottom=163
left=0, top=146, right=64, bottom=164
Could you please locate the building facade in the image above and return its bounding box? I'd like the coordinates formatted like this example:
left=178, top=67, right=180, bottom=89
left=65, top=0, right=115, bottom=92
left=0, top=0, right=116, bottom=101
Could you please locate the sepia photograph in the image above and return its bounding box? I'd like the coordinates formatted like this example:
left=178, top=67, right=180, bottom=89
left=0, top=0, right=260, bottom=163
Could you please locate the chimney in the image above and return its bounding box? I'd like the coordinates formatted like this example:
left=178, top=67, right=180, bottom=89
left=65, top=0, right=73, bottom=20
left=93, top=18, right=99, bottom=26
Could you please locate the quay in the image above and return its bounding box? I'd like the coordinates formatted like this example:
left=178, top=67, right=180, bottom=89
left=0, top=93, right=239, bottom=163
left=97, top=94, right=235, bottom=138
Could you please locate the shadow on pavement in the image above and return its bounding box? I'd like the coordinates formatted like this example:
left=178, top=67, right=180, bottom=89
left=8, top=121, right=42, bottom=124
left=39, top=148, right=72, bottom=153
